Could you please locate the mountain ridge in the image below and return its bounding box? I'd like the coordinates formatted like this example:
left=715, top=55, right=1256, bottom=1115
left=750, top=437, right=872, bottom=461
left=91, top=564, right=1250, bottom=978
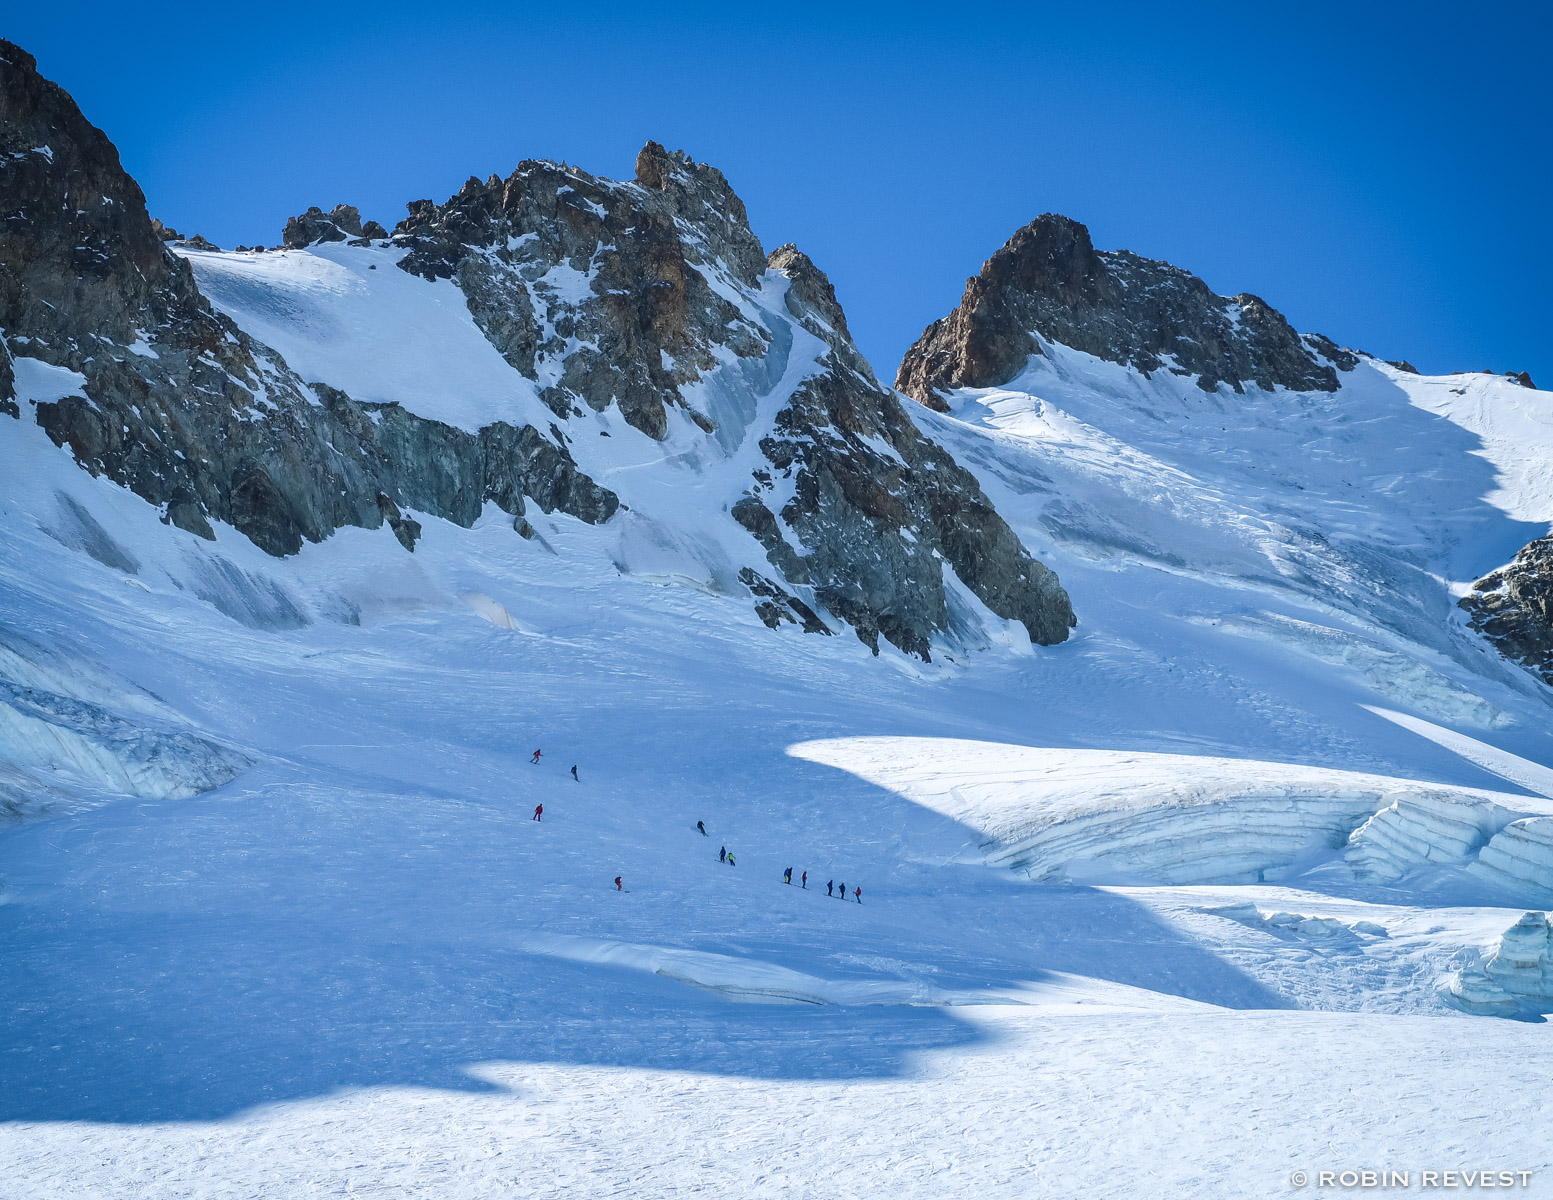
left=0, top=40, right=1072, bottom=660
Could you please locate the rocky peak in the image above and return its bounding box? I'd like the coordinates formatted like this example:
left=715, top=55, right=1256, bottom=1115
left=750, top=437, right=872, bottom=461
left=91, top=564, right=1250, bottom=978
left=389, top=143, right=771, bottom=440
left=282, top=203, right=387, bottom=248
left=383, top=142, right=1074, bottom=656
left=736, top=247, right=1073, bottom=656
left=1461, top=536, right=1553, bottom=686
left=767, top=244, right=854, bottom=344
left=1, top=40, right=616, bottom=558
left=897, top=212, right=1348, bottom=410
left=0, top=38, right=200, bottom=352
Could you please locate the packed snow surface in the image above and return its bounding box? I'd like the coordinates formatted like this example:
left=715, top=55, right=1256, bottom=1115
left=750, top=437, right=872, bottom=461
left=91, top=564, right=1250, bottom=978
left=5, top=256, right=1553, bottom=1196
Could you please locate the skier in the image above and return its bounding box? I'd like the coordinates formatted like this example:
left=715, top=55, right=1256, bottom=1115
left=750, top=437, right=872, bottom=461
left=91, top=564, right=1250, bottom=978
left=697, top=821, right=708, bottom=837
left=838, top=881, right=845, bottom=900
left=532, top=804, right=542, bottom=821
left=802, top=871, right=807, bottom=889
left=784, top=867, right=792, bottom=885
left=719, top=845, right=727, bottom=863
left=615, top=875, right=622, bottom=891
left=855, top=886, right=862, bottom=904
left=727, top=852, right=736, bottom=867
left=827, top=880, right=833, bottom=897
left=571, top=764, right=579, bottom=781
left=530, top=749, right=542, bottom=765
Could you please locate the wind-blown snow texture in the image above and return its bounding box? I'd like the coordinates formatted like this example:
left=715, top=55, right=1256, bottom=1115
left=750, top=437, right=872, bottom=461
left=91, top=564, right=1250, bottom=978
left=6, top=36, right=1553, bottom=1200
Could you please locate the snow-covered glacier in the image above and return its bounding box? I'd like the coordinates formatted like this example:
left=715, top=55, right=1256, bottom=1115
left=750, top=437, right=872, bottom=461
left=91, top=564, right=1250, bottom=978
left=5, top=34, right=1553, bottom=1200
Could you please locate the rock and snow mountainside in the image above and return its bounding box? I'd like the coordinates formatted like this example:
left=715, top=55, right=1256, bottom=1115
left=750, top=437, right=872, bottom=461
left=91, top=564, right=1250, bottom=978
left=0, top=39, right=616, bottom=559
left=0, top=38, right=1071, bottom=663
left=896, top=209, right=1553, bottom=701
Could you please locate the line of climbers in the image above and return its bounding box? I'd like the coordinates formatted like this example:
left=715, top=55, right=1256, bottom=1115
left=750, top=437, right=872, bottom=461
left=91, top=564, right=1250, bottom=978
left=720, top=833, right=860, bottom=902
left=524, top=751, right=864, bottom=902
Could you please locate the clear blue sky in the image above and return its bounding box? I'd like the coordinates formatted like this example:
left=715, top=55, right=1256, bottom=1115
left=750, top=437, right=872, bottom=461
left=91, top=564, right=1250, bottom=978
left=12, top=1, right=1550, bottom=385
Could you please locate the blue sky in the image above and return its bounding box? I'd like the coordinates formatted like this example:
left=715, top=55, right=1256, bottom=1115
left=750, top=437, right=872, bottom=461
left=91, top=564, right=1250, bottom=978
left=12, top=1, right=1550, bottom=385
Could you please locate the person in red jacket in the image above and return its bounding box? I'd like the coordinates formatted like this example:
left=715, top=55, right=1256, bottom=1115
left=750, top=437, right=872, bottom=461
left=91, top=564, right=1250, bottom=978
left=801, top=871, right=807, bottom=889
left=614, top=876, right=622, bottom=891
left=854, top=886, right=862, bottom=904
left=530, top=749, right=541, bottom=764
left=532, top=804, right=542, bottom=821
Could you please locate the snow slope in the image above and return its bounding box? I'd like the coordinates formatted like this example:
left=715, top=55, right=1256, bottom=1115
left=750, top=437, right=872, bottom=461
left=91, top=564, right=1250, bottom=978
left=5, top=250, right=1553, bottom=1196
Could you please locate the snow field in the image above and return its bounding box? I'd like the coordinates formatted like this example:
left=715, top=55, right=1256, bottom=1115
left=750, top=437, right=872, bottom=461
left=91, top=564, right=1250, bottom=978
left=4, top=246, right=1553, bottom=1195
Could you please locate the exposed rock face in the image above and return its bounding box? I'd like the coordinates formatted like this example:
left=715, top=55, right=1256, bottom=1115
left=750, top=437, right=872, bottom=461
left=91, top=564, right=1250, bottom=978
left=282, top=203, right=386, bottom=248
left=742, top=245, right=1073, bottom=655
left=390, top=142, right=769, bottom=441
left=0, top=38, right=616, bottom=556
left=897, top=213, right=1351, bottom=410
left=1461, top=537, right=1553, bottom=686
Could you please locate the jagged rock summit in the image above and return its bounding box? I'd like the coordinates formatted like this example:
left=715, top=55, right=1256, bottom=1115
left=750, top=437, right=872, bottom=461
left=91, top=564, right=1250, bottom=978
left=386, top=140, right=771, bottom=443
left=897, top=213, right=1353, bottom=410
left=0, top=41, right=1072, bottom=659
left=0, top=37, right=616, bottom=558
left=1461, top=538, right=1553, bottom=686
left=283, top=203, right=387, bottom=248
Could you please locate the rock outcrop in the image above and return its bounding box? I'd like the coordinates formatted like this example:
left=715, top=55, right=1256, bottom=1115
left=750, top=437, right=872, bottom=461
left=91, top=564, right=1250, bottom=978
left=742, top=245, right=1073, bottom=655
left=282, top=203, right=387, bottom=248
left=389, top=142, right=770, bottom=442
left=896, top=213, right=1352, bottom=410
left=1460, top=536, right=1553, bottom=686
left=0, top=38, right=616, bottom=556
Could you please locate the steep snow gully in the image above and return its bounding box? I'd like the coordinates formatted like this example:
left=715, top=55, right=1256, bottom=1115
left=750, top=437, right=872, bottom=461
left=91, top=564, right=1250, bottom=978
left=5, top=36, right=1553, bottom=1200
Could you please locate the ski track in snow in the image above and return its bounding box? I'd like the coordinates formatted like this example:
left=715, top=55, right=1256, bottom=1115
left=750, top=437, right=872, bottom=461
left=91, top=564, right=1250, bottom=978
left=5, top=256, right=1553, bottom=1196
